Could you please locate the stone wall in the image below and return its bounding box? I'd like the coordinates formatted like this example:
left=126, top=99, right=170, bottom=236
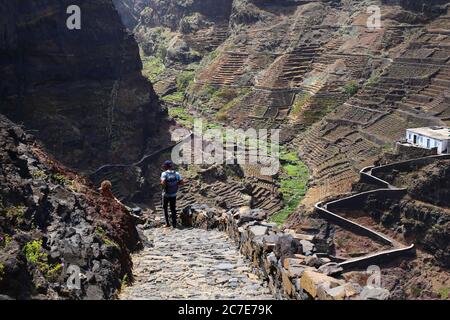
left=180, top=204, right=390, bottom=300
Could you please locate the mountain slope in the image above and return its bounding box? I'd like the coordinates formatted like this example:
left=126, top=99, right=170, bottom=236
left=0, top=0, right=170, bottom=172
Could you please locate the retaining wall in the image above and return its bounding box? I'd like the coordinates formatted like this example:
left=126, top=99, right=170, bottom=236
left=313, top=154, right=450, bottom=272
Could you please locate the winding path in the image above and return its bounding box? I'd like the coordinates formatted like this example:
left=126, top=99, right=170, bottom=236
left=315, top=154, right=450, bottom=269
left=119, top=227, right=273, bottom=300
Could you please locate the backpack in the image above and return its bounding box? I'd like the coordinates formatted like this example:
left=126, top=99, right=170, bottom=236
left=164, top=171, right=179, bottom=194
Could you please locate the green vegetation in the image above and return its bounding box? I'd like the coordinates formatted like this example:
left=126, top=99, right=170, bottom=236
left=176, top=71, right=195, bottom=92
left=168, top=106, right=195, bottom=128
left=439, top=287, right=449, bottom=300
left=163, top=91, right=185, bottom=104
left=0, top=234, right=12, bottom=248
left=366, top=74, right=380, bottom=87
left=0, top=263, right=4, bottom=283
left=344, top=81, right=359, bottom=97
left=411, top=286, right=423, bottom=298
left=291, top=92, right=312, bottom=115
left=270, top=150, right=309, bottom=225
left=198, top=84, right=219, bottom=101
left=215, top=88, right=251, bottom=121
left=301, top=96, right=340, bottom=124
left=198, top=49, right=220, bottom=69
left=51, top=173, right=71, bottom=186
left=24, top=240, right=47, bottom=265
left=151, top=27, right=174, bottom=60
left=31, top=169, right=47, bottom=180
left=95, top=227, right=119, bottom=248
left=142, top=55, right=166, bottom=82
left=23, top=240, right=62, bottom=281
left=4, top=206, right=26, bottom=225
left=120, top=274, right=129, bottom=292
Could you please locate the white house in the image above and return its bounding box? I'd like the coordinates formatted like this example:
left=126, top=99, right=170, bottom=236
left=406, top=126, right=450, bottom=154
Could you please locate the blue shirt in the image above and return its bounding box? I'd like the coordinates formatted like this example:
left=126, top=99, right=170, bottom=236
left=161, top=170, right=182, bottom=197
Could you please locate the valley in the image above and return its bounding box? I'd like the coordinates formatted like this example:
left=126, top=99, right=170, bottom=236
left=0, top=0, right=449, bottom=301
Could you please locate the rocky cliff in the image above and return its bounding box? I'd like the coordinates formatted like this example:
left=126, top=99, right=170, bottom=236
left=0, top=0, right=169, bottom=172
left=0, top=115, right=141, bottom=299
left=129, top=0, right=233, bottom=30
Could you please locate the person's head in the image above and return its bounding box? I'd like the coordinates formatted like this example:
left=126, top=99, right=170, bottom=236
left=99, top=180, right=112, bottom=193
left=163, top=160, right=173, bottom=170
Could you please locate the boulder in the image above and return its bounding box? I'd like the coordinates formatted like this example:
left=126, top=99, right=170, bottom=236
left=281, top=268, right=295, bottom=297
left=274, top=235, right=302, bottom=263
left=300, top=270, right=344, bottom=298
left=237, top=207, right=267, bottom=225
left=317, top=283, right=361, bottom=300
left=304, top=255, right=321, bottom=267
left=282, top=257, right=313, bottom=278
left=300, top=240, right=315, bottom=255
left=248, top=225, right=269, bottom=238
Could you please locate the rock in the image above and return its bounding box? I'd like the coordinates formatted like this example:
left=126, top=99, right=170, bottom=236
left=281, top=268, right=295, bottom=297
left=318, top=262, right=344, bottom=276
left=237, top=207, right=267, bottom=225
left=359, top=287, right=390, bottom=300
left=248, top=225, right=268, bottom=238
left=300, top=240, right=315, bottom=255
left=317, top=283, right=345, bottom=300
left=274, top=235, right=302, bottom=263
left=216, top=263, right=234, bottom=271
left=319, top=257, right=331, bottom=264
left=305, top=255, right=320, bottom=267
left=166, top=35, right=201, bottom=64
left=262, top=233, right=279, bottom=252
left=293, top=233, right=315, bottom=242
left=317, top=283, right=360, bottom=300
left=283, top=257, right=304, bottom=270
left=84, top=285, right=104, bottom=300
left=300, top=270, right=344, bottom=298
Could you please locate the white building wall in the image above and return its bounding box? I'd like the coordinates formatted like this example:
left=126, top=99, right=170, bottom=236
left=405, top=130, right=449, bottom=154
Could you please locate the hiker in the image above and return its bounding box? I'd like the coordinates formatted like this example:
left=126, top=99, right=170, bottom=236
left=160, top=160, right=185, bottom=228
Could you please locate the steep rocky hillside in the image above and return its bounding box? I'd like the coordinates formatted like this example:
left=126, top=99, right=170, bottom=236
left=118, top=0, right=449, bottom=209
left=0, top=115, right=140, bottom=299
left=110, top=0, right=450, bottom=300
left=0, top=0, right=170, bottom=172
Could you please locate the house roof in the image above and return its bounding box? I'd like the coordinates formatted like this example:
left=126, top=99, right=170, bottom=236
left=407, top=126, right=450, bottom=140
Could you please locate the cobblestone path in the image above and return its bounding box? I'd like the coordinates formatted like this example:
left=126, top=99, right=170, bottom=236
left=119, top=227, right=273, bottom=300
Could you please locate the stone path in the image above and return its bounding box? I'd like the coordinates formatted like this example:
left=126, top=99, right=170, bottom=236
left=119, top=227, right=274, bottom=300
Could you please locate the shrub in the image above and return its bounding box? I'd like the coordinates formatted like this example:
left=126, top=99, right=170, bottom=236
left=4, top=206, right=26, bottom=225
left=344, top=81, right=359, bottom=97
left=176, top=71, right=195, bottom=91
left=23, top=240, right=62, bottom=281
left=51, top=173, right=71, bottom=185
left=31, top=169, right=47, bottom=180
left=24, top=240, right=47, bottom=265
left=0, top=234, right=12, bottom=248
